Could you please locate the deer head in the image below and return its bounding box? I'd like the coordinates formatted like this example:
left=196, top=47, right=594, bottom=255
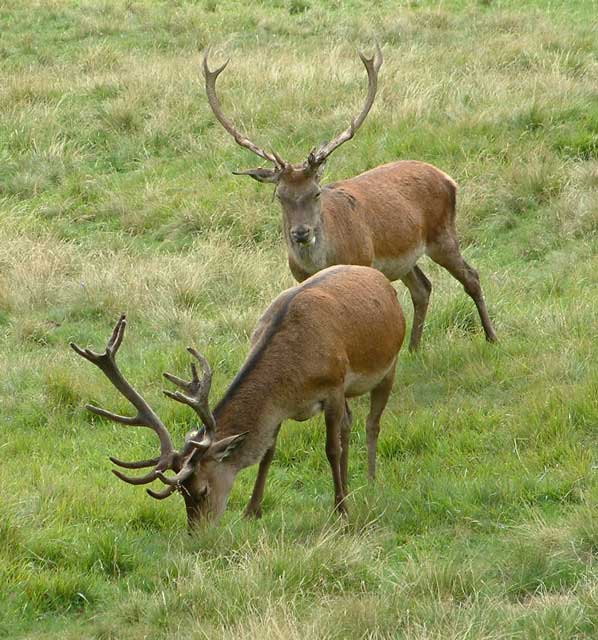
left=203, top=45, right=383, bottom=248
left=70, top=315, right=247, bottom=527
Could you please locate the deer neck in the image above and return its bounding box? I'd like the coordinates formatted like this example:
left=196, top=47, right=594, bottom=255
left=213, top=377, right=284, bottom=472
left=184, top=394, right=279, bottom=527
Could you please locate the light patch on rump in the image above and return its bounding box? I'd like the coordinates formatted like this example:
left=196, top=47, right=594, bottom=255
left=373, top=244, right=426, bottom=280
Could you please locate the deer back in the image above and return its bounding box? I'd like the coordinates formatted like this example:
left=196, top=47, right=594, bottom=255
left=322, top=161, right=457, bottom=260
left=217, top=266, right=404, bottom=421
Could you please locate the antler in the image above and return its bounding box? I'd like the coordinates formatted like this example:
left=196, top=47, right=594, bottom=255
left=70, top=314, right=179, bottom=488
left=149, top=348, right=221, bottom=492
left=307, top=44, right=383, bottom=168
left=163, top=348, right=216, bottom=443
left=71, top=316, right=224, bottom=501
left=203, top=49, right=287, bottom=169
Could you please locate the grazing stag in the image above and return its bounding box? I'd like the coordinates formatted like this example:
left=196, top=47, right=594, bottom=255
left=203, top=47, right=497, bottom=350
left=71, top=265, right=405, bottom=528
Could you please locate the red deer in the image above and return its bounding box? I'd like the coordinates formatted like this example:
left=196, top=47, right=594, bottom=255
left=203, top=47, right=497, bottom=350
left=71, top=265, right=405, bottom=528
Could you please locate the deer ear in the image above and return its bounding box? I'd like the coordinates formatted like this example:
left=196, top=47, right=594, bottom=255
left=207, top=432, right=249, bottom=462
left=232, top=168, right=281, bottom=184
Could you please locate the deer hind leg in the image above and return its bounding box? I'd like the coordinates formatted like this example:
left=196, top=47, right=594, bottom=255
left=428, top=236, right=497, bottom=343
left=366, top=363, right=397, bottom=482
left=340, top=400, right=353, bottom=495
left=244, top=424, right=281, bottom=519
left=400, top=266, right=432, bottom=351
left=324, top=392, right=349, bottom=515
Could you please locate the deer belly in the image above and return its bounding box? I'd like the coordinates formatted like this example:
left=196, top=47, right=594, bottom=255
left=290, top=400, right=325, bottom=422
left=344, top=368, right=389, bottom=397
left=373, top=244, right=425, bottom=280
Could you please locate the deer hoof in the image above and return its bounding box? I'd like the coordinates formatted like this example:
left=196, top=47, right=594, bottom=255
left=244, top=504, right=263, bottom=519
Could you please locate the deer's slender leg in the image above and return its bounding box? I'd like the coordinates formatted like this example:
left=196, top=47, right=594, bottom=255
left=366, top=363, right=396, bottom=481
left=428, top=238, right=497, bottom=343
left=244, top=424, right=281, bottom=519
left=400, top=266, right=432, bottom=351
left=340, top=401, right=353, bottom=495
left=325, top=392, right=348, bottom=515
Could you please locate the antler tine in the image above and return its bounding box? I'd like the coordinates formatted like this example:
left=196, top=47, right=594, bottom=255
left=156, top=461, right=196, bottom=487
left=147, top=485, right=177, bottom=501
left=308, top=43, right=383, bottom=167
left=109, top=455, right=160, bottom=470
left=70, top=314, right=177, bottom=485
left=202, top=49, right=287, bottom=169
left=111, top=468, right=158, bottom=485
left=272, top=150, right=288, bottom=169
left=163, top=347, right=217, bottom=443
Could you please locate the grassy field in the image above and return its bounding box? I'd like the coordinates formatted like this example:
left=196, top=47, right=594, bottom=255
left=1, top=0, right=597, bottom=638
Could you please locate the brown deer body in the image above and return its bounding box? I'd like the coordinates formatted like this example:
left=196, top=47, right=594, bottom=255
left=72, top=265, right=405, bottom=528
left=203, top=48, right=497, bottom=350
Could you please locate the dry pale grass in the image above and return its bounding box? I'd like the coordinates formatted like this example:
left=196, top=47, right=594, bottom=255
left=0, top=227, right=290, bottom=328
left=1, top=1, right=596, bottom=639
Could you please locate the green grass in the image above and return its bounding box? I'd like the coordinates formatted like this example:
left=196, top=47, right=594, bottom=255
left=0, top=0, right=597, bottom=638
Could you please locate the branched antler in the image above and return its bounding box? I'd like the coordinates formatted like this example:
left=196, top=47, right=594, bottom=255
left=70, top=314, right=178, bottom=488
left=71, top=315, right=223, bottom=501
left=307, top=44, right=383, bottom=168
left=147, top=348, right=220, bottom=491
left=163, top=348, right=216, bottom=442
left=203, top=49, right=287, bottom=170
left=202, top=44, right=382, bottom=177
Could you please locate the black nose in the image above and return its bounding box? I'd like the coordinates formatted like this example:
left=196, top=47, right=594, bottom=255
left=291, top=225, right=311, bottom=243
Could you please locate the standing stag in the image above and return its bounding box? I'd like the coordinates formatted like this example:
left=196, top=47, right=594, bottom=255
left=203, top=47, right=496, bottom=350
left=71, top=266, right=405, bottom=528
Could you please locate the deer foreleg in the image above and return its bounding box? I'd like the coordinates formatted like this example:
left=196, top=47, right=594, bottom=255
left=325, top=393, right=348, bottom=516
left=340, top=400, right=353, bottom=495
left=244, top=425, right=281, bottom=519
left=366, top=364, right=396, bottom=481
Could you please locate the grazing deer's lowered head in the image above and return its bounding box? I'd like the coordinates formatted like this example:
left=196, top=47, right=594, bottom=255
left=71, top=316, right=246, bottom=525
left=71, top=266, right=405, bottom=529
left=203, top=47, right=497, bottom=350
